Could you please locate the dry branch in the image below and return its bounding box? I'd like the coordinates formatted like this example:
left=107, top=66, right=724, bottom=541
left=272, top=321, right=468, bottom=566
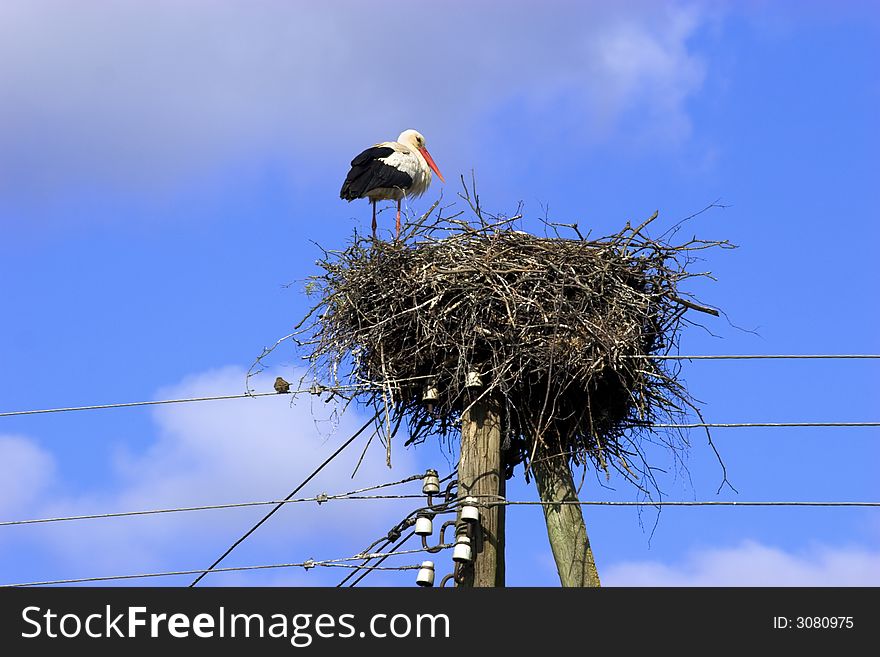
left=293, top=201, right=731, bottom=490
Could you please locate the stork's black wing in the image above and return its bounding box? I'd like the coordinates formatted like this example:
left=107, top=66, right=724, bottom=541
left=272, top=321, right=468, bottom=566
left=340, top=146, right=413, bottom=200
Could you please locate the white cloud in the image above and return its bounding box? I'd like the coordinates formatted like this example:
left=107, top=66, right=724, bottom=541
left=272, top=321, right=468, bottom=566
left=604, top=540, right=880, bottom=586
left=0, top=435, right=56, bottom=516
left=587, top=4, right=706, bottom=142
left=0, top=0, right=709, bottom=209
left=0, top=366, right=424, bottom=585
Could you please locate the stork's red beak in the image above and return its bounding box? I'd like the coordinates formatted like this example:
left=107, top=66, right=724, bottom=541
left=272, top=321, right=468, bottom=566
left=419, top=147, right=445, bottom=183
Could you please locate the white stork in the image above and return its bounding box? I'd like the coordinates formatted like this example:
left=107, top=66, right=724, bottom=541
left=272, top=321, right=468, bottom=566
left=340, top=129, right=444, bottom=238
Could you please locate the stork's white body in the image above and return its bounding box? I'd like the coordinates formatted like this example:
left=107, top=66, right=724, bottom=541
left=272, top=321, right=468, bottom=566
left=340, top=129, right=444, bottom=238
left=365, top=140, right=434, bottom=203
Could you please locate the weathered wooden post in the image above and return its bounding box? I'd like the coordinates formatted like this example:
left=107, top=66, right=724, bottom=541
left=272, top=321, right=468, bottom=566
left=531, top=449, right=600, bottom=587
left=457, top=383, right=505, bottom=587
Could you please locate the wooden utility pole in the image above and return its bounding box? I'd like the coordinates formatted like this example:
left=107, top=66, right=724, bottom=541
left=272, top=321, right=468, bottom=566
left=457, top=393, right=505, bottom=587
left=531, top=449, right=600, bottom=587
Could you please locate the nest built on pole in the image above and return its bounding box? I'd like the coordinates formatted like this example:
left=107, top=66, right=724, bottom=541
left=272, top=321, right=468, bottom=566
left=291, top=191, right=731, bottom=585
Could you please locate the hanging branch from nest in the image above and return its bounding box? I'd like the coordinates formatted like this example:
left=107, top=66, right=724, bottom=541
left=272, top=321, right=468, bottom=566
left=291, top=195, right=733, bottom=494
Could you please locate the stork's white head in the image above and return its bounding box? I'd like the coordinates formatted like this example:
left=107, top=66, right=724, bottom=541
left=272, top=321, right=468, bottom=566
left=397, top=129, right=445, bottom=183
left=397, top=129, right=426, bottom=151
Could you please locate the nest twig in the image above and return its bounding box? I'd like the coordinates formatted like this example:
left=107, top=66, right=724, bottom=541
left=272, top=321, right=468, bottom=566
left=291, top=194, right=733, bottom=493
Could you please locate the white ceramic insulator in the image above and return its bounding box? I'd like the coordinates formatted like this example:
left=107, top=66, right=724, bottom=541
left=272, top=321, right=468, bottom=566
left=452, top=536, right=473, bottom=563
left=415, top=515, right=434, bottom=536
left=416, top=561, right=435, bottom=587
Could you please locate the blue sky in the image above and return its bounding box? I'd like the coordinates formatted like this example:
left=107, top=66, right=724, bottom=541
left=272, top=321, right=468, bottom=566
left=1, top=0, right=878, bottom=587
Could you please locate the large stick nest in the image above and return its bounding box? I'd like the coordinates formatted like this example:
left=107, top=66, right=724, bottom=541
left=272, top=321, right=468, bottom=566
left=293, top=196, right=731, bottom=490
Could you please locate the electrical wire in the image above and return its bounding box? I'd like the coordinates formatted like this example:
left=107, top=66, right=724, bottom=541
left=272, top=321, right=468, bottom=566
left=1, top=355, right=877, bottom=419
left=0, top=375, right=432, bottom=419
left=7, top=494, right=871, bottom=529
left=6, top=494, right=874, bottom=586
left=2, top=355, right=876, bottom=586
left=2, top=546, right=443, bottom=588
left=489, top=500, right=880, bottom=507
left=0, top=391, right=292, bottom=418
left=337, top=471, right=459, bottom=587
left=189, top=411, right=380, bottom=587
left=347, top=530, right=416, bottom=588
left=0, top=481, right=425, bottom=527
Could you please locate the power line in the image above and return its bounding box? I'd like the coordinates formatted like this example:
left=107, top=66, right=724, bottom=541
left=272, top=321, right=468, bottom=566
left=0, top=375, right=438, bottom=419
left=6, top=498, right=873, bottom=586
left=0, top=485, right=425, bottom=528
left=7, top=493, right=871, bottom=529
left=348, top=530, right=417, bottom=588
left=490, top=500, right=880, bottom=508
left=0, top=383, right=377, bottom=419
left=336, top=471, right=458, bottom=588
left=2, top=397, right=876, bottom=429
left=336, top=529, right=411, bottom=589
left=1, top=355, right=877, bottom=419
left=2, top=546, right=440, bottom=588
left=0, top=391, right=288, bottom=418
left=0, top=495, right=423, bottom=527
left=189, top=411, right=381, bottom=587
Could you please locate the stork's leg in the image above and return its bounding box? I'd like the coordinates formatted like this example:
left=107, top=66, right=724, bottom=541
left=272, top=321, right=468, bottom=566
left=371, top=201, right=377, bottom=238
left=396, top=199, right=401, bottom=238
